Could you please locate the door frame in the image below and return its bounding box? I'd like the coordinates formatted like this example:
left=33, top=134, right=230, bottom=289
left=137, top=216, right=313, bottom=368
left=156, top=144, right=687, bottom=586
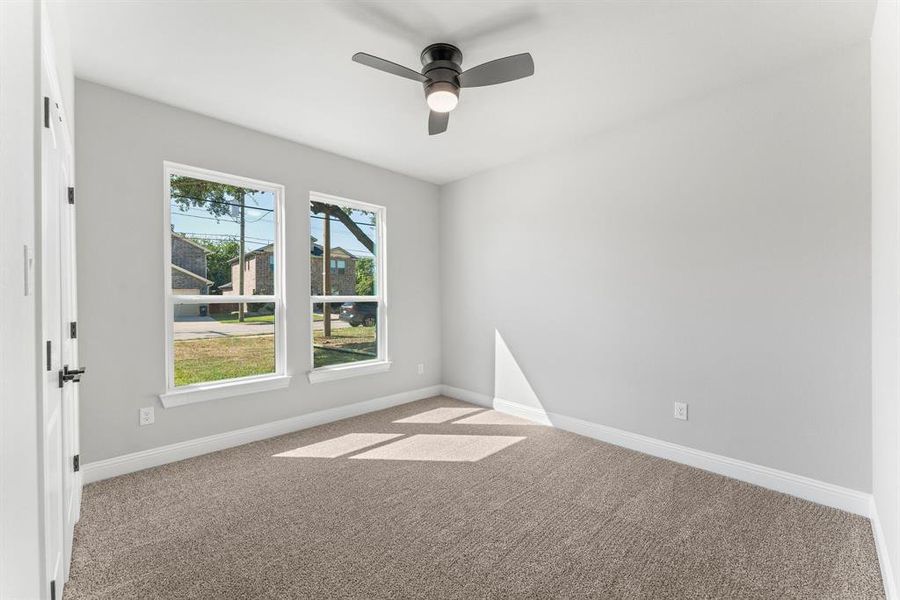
left=0, top=2, right=44, bottom=598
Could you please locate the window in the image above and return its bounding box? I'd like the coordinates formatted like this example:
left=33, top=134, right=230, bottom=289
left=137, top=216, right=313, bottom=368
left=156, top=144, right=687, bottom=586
left=330, top=259, right=346, bottom=274
left=162, top=163, right=287, bottom=406
left=309, top=192, right=387, bottom=380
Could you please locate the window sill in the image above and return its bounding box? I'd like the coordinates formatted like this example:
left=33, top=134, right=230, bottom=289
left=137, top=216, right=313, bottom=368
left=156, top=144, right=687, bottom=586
left=159, top=374, right=292, bottom=408
left=307, top=360, right=392, bottom=384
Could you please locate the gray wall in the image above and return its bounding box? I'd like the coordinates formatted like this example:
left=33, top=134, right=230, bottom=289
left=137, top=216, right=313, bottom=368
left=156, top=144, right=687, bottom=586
left=871, top=0, right=900, bottom=589
left=75, top=80, right=441, bottom=463
left=440, top=45, right=872, bottom=491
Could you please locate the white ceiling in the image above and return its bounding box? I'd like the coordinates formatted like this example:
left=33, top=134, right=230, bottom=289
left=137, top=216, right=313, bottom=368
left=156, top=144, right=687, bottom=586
left=66, top=1, right=875, bottom=184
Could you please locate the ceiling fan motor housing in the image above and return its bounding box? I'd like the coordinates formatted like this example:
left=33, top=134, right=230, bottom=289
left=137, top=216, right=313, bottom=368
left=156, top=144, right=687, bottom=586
left=420, top=43, right=462, bottom=99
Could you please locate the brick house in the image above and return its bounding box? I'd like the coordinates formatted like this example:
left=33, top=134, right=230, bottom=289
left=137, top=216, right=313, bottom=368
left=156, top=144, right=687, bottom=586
left=170, top=233, right=213, bottom=317
left=220, top=243, right=275, bottom=296
left=220, top=237, right=356, bottom=297
left=310, top=236, right=357, bottom=296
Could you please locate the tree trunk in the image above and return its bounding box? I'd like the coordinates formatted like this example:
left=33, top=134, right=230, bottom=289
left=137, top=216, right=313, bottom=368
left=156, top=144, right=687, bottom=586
left=323, top=208, right=332, bottom=337
left=238, top=199, right=245, bottom=322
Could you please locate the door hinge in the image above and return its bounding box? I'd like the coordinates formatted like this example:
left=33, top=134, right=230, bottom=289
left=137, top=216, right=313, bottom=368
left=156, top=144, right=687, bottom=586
left=73, top=454, right=80, bottom=472
left=68, top=186, right=75, bottom=205
left=46, top=340, right=51, bottom=371
left=43, top=97, right=50, bottom=129
left=70, top=321, right=77, bottom=339
left=50, top=580, right=56, bottom=600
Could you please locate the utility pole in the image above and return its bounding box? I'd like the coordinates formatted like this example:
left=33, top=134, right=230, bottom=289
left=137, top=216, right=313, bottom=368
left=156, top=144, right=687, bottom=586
left=323, top=207, right=332, bottom=337
left=238, top=196, right=246, bottom=322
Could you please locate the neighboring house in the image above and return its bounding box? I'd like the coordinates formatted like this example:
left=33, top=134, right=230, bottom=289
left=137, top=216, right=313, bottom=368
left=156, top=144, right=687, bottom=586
left=171, top=233, right=213, bottom=317
left=221, top=237, right=356, bottom=297
left=310, top=236, right=357, bottom=296
left=221, top=243, right=276, bottom=296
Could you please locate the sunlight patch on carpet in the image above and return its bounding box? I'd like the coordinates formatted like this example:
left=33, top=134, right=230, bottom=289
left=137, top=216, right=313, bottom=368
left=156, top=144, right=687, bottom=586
left=452, top=410, right=536, bottom=426
left=273, top=433, right=403, bottom=458
left=350, top=434, right=525, bottom=462
left=393, top=407, right=484, bottom=424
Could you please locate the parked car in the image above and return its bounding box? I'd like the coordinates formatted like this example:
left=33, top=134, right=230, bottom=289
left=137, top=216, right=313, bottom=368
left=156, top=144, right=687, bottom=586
left=313, top=302, right=344, bottom=315
left=340, top=302, right=377, bottom=327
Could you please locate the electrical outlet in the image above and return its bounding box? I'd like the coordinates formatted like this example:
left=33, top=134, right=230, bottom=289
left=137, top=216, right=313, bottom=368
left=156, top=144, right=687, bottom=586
left=139, top=407, right=155, bottom=426
left=417, top=363, right=424, bottom=375
left=673, top=402, right=688, bottom=421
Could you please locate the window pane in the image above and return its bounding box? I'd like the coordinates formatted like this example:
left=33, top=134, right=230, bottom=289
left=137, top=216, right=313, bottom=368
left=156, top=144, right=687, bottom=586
left=309, top=201, right=377, bottom=296
left=172, top=302, right=275, bottom=386
left=313, top=302, right=377, bottom=368
left=170, top=175, right=275, bottom=296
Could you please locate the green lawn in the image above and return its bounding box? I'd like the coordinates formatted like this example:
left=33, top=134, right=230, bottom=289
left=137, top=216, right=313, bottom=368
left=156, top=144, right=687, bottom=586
left=210, top=312, right=275, bottom=325
left=174, top=334, right=274, bottom=386
left=174, top=324, right=376, bottom=385
left=313, top=325, right=376, bottom=368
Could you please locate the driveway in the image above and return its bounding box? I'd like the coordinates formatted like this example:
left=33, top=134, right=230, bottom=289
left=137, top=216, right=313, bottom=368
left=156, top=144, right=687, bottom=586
left=174, top=315, right=349, bottom=340
left=174, top=317, right=273, bottom=340
left=312, top=317, right=350, bottom=332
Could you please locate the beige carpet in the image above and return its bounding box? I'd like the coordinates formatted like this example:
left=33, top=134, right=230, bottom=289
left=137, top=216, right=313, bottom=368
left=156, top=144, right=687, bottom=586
left=66, top=396, right=885, bottom=599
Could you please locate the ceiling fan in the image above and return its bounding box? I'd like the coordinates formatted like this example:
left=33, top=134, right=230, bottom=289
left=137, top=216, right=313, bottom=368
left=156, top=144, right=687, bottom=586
left=352, top=43, right=534, bottom=135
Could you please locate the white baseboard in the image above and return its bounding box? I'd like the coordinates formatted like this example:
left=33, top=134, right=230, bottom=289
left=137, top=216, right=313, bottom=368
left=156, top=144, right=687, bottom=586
left=82, top=385, right=443, bottom=484
left=439, top=385, right=492, bottom=408
left=441, top=386, right=872, bottom=517
left=871, top=498, right=898, bottom=600
left=86, top=383, right=874, bottom=516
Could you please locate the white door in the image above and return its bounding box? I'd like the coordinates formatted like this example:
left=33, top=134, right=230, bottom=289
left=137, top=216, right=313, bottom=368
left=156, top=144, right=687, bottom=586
left=42, top=58, right=81, bottom=599
left=59, top=110, right=81, bottom=581
left=41, top=69, right=65, bottom=599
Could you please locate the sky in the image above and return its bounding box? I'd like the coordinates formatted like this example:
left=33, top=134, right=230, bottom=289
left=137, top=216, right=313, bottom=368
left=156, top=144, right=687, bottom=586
left=309, top=208, right=376, bottom=259
left=170, top=190, right=375, bottom=260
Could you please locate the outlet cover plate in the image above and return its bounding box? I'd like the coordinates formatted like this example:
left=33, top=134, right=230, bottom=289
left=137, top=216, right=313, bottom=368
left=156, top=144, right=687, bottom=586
left=139, top=406, right=155, bottom=426
left=673, top=402, right=688, bottom=421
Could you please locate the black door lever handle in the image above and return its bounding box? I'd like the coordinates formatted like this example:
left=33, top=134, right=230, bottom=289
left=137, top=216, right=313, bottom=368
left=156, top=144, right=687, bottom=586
left=58, top=365, right=86, bottom=388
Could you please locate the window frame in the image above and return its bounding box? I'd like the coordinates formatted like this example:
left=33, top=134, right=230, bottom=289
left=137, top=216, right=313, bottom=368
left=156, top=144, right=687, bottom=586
left=160, top=162, right=289, bottom=407
left=308, top=191, right=389, bottom=382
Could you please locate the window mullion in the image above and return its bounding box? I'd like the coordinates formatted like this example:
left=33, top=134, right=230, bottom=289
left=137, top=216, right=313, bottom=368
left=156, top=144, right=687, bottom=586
left=171, top=295, right=278, bottom=304
left=311, top=295, right=379, bottom=304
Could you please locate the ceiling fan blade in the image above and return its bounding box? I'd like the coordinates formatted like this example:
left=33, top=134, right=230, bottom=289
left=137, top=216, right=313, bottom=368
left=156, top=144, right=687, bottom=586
left=352, top=52, right=427, bottom=83
left=458, top=53, right=534, bottom=88
left=428, top=111, right=449, bottom=135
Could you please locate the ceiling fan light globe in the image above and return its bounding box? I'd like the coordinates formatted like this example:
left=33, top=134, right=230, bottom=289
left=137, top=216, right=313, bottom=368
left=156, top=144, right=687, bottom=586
left=426, top=81, right=459, bottom=113
left=427, top=90, right=458, bottom=112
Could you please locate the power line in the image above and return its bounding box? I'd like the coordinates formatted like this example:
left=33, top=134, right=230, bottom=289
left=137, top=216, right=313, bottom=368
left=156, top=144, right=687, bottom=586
left=171, top=211, right=234, bottom=224
left=178, top=232, right=244, bottom=239
left=170, top=195, right=274, bottom=212
left=170, top=210, right=273, bottom=226
left=309, top=213, right=375, bottom=228
left=171, top=203, right=273, bottom=218
left=178, top=232, right=273, bottom=244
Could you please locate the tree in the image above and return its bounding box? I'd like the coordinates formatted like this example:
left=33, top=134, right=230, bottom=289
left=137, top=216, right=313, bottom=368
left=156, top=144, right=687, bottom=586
left=309, top=202, right=375, bottom=253
left=192, top=238, right=240, bottom=292
left=355, top=257, right=375, bottom=296
left=171, top=175, right=266, bottom=321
